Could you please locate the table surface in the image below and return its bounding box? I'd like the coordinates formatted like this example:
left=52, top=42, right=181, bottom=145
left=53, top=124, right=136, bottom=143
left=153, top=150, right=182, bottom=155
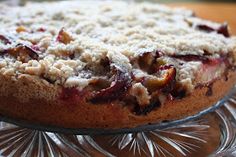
left=169, top=3, right=236, bottom=35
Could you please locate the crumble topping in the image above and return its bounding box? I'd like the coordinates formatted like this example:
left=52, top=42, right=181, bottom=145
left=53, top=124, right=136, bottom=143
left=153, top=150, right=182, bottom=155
left=130, top=83, right=151, bottom=107
left=0, top=1, right=235, bottom=110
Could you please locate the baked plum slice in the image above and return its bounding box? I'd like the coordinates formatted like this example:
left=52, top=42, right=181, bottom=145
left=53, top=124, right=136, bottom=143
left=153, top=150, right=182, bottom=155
left=196, top=23, right=230, bottom=37
left=90, top=66, right=132, bottom=103
left=197, top=57, right=227, bottom=84
left=137, top=50, right=164, bottom=74
left=36, top=28, right=46, bottom=32
left=57, top=28, right=73, bottom=44
left=144, top=65, right=176, bottom=93
left=171, top=54, right=210, bottom=63
left=195, top=57, right=226, bottom=97
left=60, top=87, right=88, bottom=104
left=1, top=44, right=39, bottom=62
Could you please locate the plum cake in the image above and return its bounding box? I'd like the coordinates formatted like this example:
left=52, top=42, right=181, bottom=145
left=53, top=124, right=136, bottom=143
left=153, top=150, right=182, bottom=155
left=0, top=1, right=236, bottom=129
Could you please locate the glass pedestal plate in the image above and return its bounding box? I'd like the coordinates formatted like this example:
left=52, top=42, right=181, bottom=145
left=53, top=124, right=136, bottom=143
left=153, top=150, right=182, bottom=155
left=1, top=89, right=236, bottom=157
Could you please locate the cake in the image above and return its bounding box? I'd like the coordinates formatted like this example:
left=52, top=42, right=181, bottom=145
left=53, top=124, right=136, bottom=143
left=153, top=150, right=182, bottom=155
left=0, top=1, right=235, bottom=129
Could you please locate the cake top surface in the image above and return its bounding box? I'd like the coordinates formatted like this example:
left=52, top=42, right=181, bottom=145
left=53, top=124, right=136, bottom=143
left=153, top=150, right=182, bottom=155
left=0, top=1, right=235, bottom=91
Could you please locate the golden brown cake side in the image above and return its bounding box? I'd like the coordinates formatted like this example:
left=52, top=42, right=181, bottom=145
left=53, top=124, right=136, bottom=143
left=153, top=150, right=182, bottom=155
left=0, top=71, right=235, bottom=129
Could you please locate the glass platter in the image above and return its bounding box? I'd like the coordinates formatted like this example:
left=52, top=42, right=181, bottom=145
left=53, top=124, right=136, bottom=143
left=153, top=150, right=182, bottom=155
left=0, top=87, right=236, bottom=157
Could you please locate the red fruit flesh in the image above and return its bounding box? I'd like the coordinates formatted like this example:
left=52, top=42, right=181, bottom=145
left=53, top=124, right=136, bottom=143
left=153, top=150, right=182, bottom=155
left=144, top=65, right=176, bottom=93
left=31, top=45, right=40, bottom=51
left=37, top=28, right=46, bottom=32
left=196, top=23, right=230, bottom=37
left=60, top=87, right=87, bottom=103
left=137, top=50, right=163, bottom=74
left=90, top=69, right=131, bottom=103
left=1, top=44, right=39, bottom=62
left=196, top=24, right=215, bottom=32
left=56, top=28, right=72, bottom=44
left=158, top=65, right=177, bottom=93
left=171, top=54, right=210, bottom=63
left=197, top=57, right=227, bottom=86
left=217, top=23, right=230, bottom=37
